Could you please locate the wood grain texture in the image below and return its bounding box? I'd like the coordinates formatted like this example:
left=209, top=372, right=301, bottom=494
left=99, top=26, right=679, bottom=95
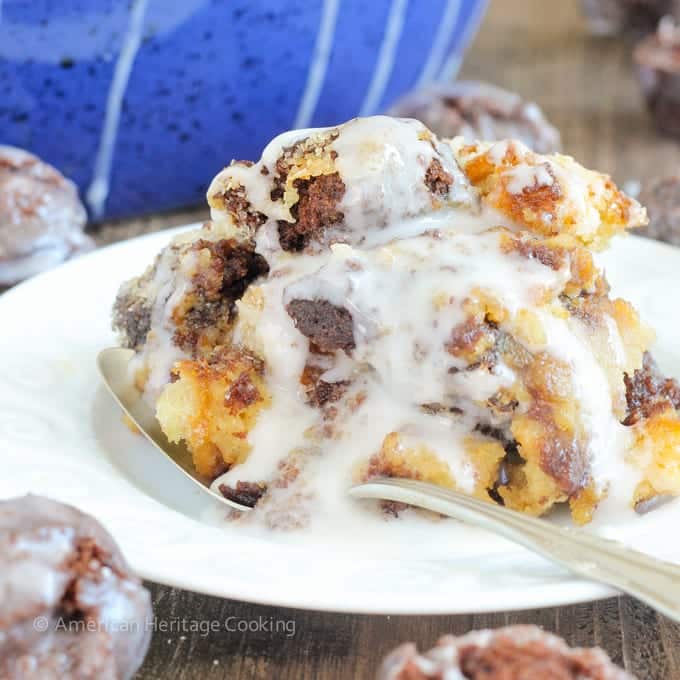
left=93, top=1, right=680, bottom=677
left=137, top=584, right=680, bottom=679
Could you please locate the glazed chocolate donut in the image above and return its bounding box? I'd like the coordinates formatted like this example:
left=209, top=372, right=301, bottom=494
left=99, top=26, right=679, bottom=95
left=388, top=81, right=561, bottom=153
left=0, top=495, right=152, bottom=679
left=581, top=0, right=676, bottom=38
left=638, top=175, right=680, bottom=245
left=0, top=146, right=91, bottom=287
left=634, top=16, right=680, bottom=139
left=378, top=625, right=633, bottom=680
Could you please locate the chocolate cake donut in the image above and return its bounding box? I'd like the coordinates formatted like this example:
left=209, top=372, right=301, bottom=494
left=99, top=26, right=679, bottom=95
left=0, top=146, right=91, bottom=287
left=388, top=82, right=561, bottom=153
left=378, top=626, right=633, bottom=680
left=638, top=174, right=680, bottom=244
left=634, top=16, right=680, bottom=138
left=581, top=0, right=677, bottom=37
left=0, top=495, right=152, bottom=679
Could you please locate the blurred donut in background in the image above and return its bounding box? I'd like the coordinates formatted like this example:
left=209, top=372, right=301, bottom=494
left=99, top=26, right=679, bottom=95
left=389, top=81, right=561, bottom=153
left=0, top=146, right=92, bottom=287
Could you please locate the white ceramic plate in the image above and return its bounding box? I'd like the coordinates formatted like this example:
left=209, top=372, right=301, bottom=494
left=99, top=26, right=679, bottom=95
left=2, top=227, right=680, bottom=615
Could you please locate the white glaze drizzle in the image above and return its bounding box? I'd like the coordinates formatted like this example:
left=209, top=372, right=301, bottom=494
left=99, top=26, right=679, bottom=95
left=157, top=117, right=640, bottom=529
left=209, top=216, right=632, bottom=528
left=128, top=243, right=191, bottom=401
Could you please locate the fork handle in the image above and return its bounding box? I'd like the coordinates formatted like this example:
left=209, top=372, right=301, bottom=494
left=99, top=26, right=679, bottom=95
left=351, top=478, right=680, bottom=623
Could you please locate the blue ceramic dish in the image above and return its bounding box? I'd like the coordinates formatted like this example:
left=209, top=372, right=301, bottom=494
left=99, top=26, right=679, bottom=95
left=0, top=0, right=487, bottom=220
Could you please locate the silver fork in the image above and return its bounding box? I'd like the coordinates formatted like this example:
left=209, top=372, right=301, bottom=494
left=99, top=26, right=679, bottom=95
left=350, top=477, right=680, bottom=622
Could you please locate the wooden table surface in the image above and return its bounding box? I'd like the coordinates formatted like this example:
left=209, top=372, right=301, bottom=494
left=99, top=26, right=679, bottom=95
left=91, top=1, right=680, bottom=678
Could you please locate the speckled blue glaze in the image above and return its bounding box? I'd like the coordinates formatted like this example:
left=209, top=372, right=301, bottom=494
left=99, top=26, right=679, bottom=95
left=0, top=0, right=487, bottom=220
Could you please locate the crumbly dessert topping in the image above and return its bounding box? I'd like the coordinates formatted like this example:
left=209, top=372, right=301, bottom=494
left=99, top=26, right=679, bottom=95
left=112, top=116, right=680, bottom=532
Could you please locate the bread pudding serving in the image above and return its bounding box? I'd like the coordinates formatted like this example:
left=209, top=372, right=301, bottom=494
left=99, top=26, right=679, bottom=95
left=112, top=116, right=680, bottom=529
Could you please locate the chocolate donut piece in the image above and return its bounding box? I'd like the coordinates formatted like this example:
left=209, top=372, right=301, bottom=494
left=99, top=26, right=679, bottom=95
left=581, top=0, right=676, bottom=37
left=388, top=82, right=561, bottom=153
left=0, top=495, right=152, bottom=680
left=634, top=16, right=680, bottom=137
left=378, top=625, right=634, bottom=680
left=0, top=146, right=91, bottom=287
left=638, top=174, right=680, bottom=244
